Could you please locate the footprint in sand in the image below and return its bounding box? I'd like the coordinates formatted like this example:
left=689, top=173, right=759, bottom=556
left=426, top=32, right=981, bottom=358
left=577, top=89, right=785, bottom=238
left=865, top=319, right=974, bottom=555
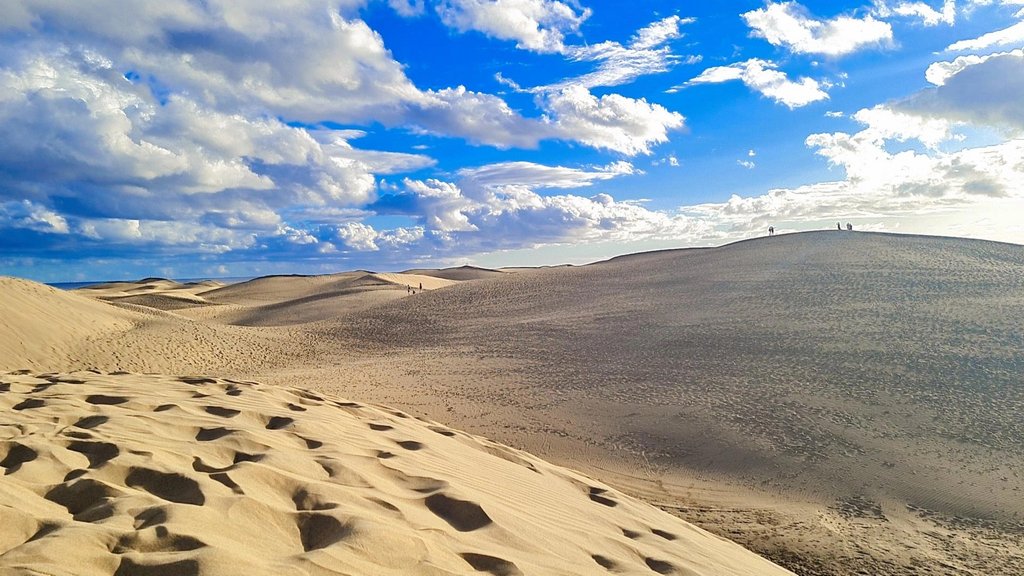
left=204, top=406, right=240, bottom=418
left=73, top=415, right=109, bottom=429
left=195, top=427, right=234, bottom=441
left=125, top=467, right=205, bottom=506
left=460, top=553, right=523, bottom=576
left=645, top=557, right=678, bottom=574
left=67, top=440, right=119, bottom=468
left=591, top=554, right=618, bottom=570
left=265, top=416, right=294, bottom=430
left=1, top=443, right=38, bottom=474
left=424, top=493, right=492, bottom=532
left=45, top=478, right=120, bottom=519
left=114, top=558, right=199, bottom=576
left=296, top=513, right=353, bottom=552
left=589, top=486, right=618, bottom=507
left=85, top=395, right=129, bottom=405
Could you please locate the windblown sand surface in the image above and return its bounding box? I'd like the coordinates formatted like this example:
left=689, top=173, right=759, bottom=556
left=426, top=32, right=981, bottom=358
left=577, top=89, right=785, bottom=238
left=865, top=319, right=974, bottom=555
left=0, top=371, right=789, bottom=576
left=3, top=230, right=1022, bottom=575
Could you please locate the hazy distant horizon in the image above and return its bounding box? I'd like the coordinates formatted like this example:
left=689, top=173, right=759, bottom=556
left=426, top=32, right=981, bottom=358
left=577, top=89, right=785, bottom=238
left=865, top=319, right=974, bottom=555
left=28, top=226, right=1024, bottom=284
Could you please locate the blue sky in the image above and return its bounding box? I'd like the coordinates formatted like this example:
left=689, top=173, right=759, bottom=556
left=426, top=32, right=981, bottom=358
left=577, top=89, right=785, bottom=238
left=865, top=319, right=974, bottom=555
left=1, top=1, right=1023, bottom=282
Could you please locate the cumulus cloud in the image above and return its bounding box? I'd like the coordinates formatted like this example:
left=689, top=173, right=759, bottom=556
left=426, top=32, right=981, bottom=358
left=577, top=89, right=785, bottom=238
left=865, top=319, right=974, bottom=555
left=743, top=2, right=894, bottom=56
left=0, top=0, right=671, bottom=157
left=360, top=159, right=705, bottom=254
left=542, top=86, right=685, bottom=155
left=435, top=0, right=590, bottom=53
left=0, top=51, right=406, bottom=209
left=413, top=86, right=555, bottom=149
left=0, top=2, right=429, bottom=124
left=795, top=105, right=1022, bottom=204
left=678, top=59, right=829, bottom=108
left=0, top=201, right=70, bottom=234
left=0, top=0, right=699, bottom=276
left=909, top=49, right=1024, bottom=130
left=682, top=134, right=1024, bottom=238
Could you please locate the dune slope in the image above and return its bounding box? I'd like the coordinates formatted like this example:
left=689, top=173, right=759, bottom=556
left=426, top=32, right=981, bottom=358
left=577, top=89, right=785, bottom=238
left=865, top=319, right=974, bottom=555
left=0, top=371, right=791, bottom=576
left=0, top=277, right=136, bottom=370
left=308, top=231, right=1024, bottom=575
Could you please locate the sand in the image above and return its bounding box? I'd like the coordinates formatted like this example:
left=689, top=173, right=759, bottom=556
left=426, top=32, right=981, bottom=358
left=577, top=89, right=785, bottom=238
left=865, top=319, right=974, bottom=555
left=3, top=230, right=1022, bottom=574
left=0, top=370, right=790, bottom=576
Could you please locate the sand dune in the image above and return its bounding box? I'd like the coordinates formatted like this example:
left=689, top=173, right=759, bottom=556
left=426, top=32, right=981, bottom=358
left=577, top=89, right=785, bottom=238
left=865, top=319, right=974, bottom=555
left=300, top=231, right=1024, bottom=575
left=6, top=231, right=1023, bottom=575
left=0, top=370, right=791, bottom=576
left=78, top=278, right=224, bottom=312
left=192, top=272, right=456, bottom=327
left=403, top=265, right=509, bottom=282
left=0, top=277, right=137, bottom=370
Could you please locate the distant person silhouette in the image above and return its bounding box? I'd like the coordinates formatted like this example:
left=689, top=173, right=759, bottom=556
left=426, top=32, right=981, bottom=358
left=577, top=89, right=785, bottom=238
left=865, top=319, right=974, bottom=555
left=419, top=282, right=422, bottom=290
left=837, top=222, right=842, bottom=231
left=846, top=223, right=853, bottom=231
left=768, top=226, right=774, bottom=236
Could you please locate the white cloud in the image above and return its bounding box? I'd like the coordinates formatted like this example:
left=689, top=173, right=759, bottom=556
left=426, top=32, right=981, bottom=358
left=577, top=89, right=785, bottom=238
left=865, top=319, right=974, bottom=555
left=542, top=86, right=686, bottom=155
left=534, top=16, right=697, bottom=92
left=0, top=200, right=70, bottom=234
left=632, top=15, right=695, bottom=50
left=401, top=178, right=478, bottom=231
left=679, top=59, right=829, bottom=108
left=804, top=107, right=956, bottom=196
left=335, top=222, right=383, bottom=251
left=910, top=49, right=1024, bottom=130
left=413, top=86, right=555, bottom=149
left=738, top=159, right=756, bottom=169
left=363, top=160, right=705, bottom=254
left=389, top=0, right=426, bottom=17
left=743, top=2, right=894, bottom=56
left=0, top=0, right=630, bottom=156
left=457, top=160, right=637, bottom=192
left=0, top=2, right=430, bottom=124
left=680, top=131, right=1024, bottom=240
left=873, top=1, right=956, bottom=26
left=435, top=0, right=590, bottom=53
left=946, top=20, right=1024, bottom=51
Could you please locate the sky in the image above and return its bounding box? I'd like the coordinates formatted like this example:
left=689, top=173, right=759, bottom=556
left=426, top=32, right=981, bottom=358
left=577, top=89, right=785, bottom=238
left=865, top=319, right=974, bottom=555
left=1, top=1, right=1023, bottom=282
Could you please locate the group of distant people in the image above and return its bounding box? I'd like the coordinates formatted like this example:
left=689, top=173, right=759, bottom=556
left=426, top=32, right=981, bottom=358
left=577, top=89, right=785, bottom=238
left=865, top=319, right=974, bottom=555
left=406, top=282, right=423, bottom=295
left=766, top=222, right=852, bottom=237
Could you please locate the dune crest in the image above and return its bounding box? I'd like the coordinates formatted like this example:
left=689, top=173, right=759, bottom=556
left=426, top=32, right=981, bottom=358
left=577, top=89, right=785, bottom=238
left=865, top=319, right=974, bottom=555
left=0, top=371, right=791, bottom=576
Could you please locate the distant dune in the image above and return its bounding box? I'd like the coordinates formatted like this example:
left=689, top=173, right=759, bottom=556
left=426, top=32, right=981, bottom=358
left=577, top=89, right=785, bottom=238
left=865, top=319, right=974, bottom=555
left=0, top=371, right=792, bottom=576
left=4, top=230, right=1022, bottom=575
left=403, top=265, right=509, bottom=282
